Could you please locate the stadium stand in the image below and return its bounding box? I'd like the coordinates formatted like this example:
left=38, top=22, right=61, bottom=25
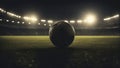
left=0, top=8, right=120, bottom=35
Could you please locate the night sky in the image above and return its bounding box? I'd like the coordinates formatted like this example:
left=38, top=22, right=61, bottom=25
left=0, top=0, right=120, bottom=20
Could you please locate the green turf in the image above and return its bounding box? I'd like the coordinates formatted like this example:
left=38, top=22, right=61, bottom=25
left=72, top=36, right=120, bottom=48
left=0, top=36, right=120, bottom=49
left=0, top=36, right=120, bottom=68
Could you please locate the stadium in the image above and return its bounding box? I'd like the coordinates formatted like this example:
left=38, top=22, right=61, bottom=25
left=0, top=8, right=120, bottom=35
left=0, top=0, right=120, bottom=68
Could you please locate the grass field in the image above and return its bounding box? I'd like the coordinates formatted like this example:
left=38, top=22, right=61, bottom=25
left=0, top=36, right=120, bottom=49
left=0, top=36, right=120, bottom=68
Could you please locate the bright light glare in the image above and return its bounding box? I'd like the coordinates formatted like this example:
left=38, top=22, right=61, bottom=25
left=29, top=22, right=31, bottom=24
left=104, top=14, right=119, bottom=21
left=18, top=16, right=21, bottom=18
left=38, top=23, right=40, bottom=25
left=6, top=20, right=9, bottom=22
left=7, top=12, right=15, bottom=16
left=84, top=14, right=97, bottom=25
left=23, top=16, right=29, bottom=20
left=112, top=14, right=119, bottom=18
left=31, top=16, right=37, bottom=22
left=70, top=20, right=75, bottom=23
left=12, top=21, right=15, bottom=23
left=7, top=12, right=21, bottom=18
left=17, top=21, right=20, bottom=24
left=64, top=20, right=69, bottom=23
left=48, top=20, right=53, bottom=24
left=23, top=15, right=38, bottom=22
left=104, top=18, right=111, bottom=21
left=41, top=20, right=46, bottom=22
left=22, top=22, right=25, bottom=24
left=0, top=8, right=6, bottom=13
left=77, top=20, right=82, bottom=23
left=49, top=24, right=51, bottom=26
left=0, top=19, right=2, bottom=21
left=44, top=24, right=47, bottom=26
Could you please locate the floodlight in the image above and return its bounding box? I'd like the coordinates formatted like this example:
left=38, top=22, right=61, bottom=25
left=12, top=21, right=15, bottom=23
left=7, top=12, right=15, bottom=16
left=84, top=14, right=97, bottom=25
left=44, top=24, right=47, bottom=26
left=41, top=20, right=46, bottom=22
left=29, top=22, right=31, bottom=24
left=77, top=20, right=82, bottom=23
left=49, top=24, right=51, bottom=26
left=38, top=23, right=40, bottom=25
left=6, top=20, right=9, bottom=22
left=17, top=21, right=20, bottom=24
left=0, top=19, right=2, bottom=21
left=48, top=20, right=53, bottom=24
left=112, top=14, right=119, bottom=18
left=18, top=16, right=21, bottom=18
left=23, top=16, right=29, bottom=20
left=23, top=15, right=38, bottom=22
left=64, top=20, right=69, bottom=23
left=31, top=16, right=38, bottom=22
left=0, top=8, right=6, bottom=13
left=104, top=18, right=111, bottom=21
left=70, top=20, right=75, bottom=23
left=0, top=8, right=2, bottom=11
left=22, top=22, right=25, bottom=24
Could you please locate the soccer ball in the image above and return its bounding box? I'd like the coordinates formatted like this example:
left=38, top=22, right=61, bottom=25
left=49, top=21, right=75, bottom=48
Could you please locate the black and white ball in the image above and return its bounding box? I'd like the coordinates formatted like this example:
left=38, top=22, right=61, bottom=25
left=49, top=21, right=75, bottom=48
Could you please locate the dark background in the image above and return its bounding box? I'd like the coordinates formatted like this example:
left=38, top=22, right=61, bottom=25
left=0, top=0, right=120, bottom=35
left=0, top=0, right=120, bottom=20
